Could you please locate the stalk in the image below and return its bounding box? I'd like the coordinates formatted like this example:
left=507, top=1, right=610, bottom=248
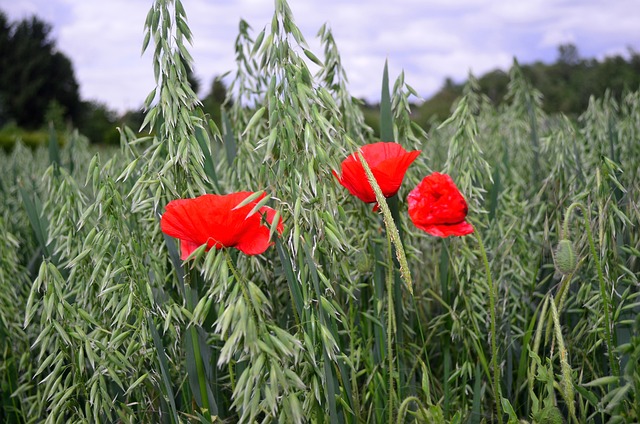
left=475, top=229, right=503, bottom=424
left=356, top=151, right=414, bottom=422
left=386, top=233, right=396, bottom=424
left=184, top=273, right=212, bottom=420
left=225, top=252, right=263, bottom=326
left=563, top=202, right=618, bottom=376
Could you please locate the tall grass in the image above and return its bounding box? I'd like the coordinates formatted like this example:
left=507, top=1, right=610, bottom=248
left=1, top=0, right=639, bottom=422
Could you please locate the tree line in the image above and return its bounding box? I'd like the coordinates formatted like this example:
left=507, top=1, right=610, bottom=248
left=2, top=10, right=640, bottom=145
left=408, top=43, right=640, bottom=129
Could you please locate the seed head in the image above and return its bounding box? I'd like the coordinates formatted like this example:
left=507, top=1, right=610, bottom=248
left=537, top=405, right=564, bottom=424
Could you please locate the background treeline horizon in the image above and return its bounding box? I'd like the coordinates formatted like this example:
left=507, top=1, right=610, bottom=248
left=1, top=9, right=640, bottom=147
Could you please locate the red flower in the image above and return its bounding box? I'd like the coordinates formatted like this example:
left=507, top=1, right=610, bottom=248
left=332, top=142, right=420, bottom=207
left=407, top=172, right=474, bottom=237
left=161, top=192, right=283, bottom=259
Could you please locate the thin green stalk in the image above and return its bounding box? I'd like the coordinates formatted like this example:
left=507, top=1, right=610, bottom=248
left=475, top=228, right=503, bottom=424
left=356, top=151, right=413, bottom=294
left=396, top=396, right=429, bottom=423
left=386, top=232, right=396, bottom=424
left=225, top=252, right=262, bottom=325
left=562, top=202, right=618, bottom=376
left=357, top=150, right=412, bottom=422
left=549, top=296, right=578, bottom=424
left=184, top=274, right=212, bottom=420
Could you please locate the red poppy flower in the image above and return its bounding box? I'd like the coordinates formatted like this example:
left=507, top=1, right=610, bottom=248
left=407, top=172, right=474, bottom=237
left=160, top=192, right=283, bottom=259
left=332, top=142, right=421, bottom=207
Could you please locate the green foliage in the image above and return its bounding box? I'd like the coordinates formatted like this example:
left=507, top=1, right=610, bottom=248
left=201, top=76, right=230, bottom=128
left=413, top=43, right=640, bottom=128
left=1, top=2, right=639, bottom=424
left=75, top=100, right=120, bottom=145
left=0, top=123, right=68, bottom=150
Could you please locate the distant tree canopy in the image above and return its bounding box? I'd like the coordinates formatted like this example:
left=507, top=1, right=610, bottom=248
left=201, top=77, right=229, bottom=126
left=2, top=7, right=639, bottom=146
left=413, top=44, right=640, bottom=127
left=0, top=11, right=80, bottom=129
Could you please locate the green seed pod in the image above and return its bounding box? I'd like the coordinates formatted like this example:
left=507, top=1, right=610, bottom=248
left=355, top=251, right=372, bottom=273
left=555, top=239, right=577, bottom=275
left=537, top=405, right=564, bottom=424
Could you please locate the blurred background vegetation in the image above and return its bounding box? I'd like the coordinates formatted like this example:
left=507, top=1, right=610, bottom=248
left=1, top=9, right=640, bottom=148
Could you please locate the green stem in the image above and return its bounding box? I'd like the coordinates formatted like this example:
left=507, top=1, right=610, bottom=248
left=396, top=396, right=429, bottom=423
left=184, top=273, right=211, bottom=419
left=356, top=151, right=413, bottom=293
left=225, top=252, right=263, bottom=326
left=563, top=202, right=618, bottom=376
left=386, top=233, right=396, bottom=424
left=475, top=229, right=503, bottom=424
left=583, top=212, right=618, bottom=376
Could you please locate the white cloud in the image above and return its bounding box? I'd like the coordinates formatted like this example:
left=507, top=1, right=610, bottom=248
left=2, top=0, right=639, bottom=113
left=540, top=29, right=576, bottom=48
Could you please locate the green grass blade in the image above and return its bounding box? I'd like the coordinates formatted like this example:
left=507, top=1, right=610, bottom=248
left=380, top=60, right=393, bottom=141
left=48, top=123, right=60, bottom=174
left=276, top=239, right=304, bottom=324
left=184, top=317, right=218, bottom=419
left=194, top=125, right=220, bottom=193
left=221, top=110, right=237, bottom=165
left=470, top=363, right=483, bottom=424
left=20, top=187, right=52, bottom=260
left=162, top=233, right=185, bottom=297
left=148, top=315, right=180, bottom=424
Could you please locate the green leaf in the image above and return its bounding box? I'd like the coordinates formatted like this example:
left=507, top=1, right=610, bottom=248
left=148, top=316, right=180, bottom=424
left=242, top=106, right=266, bottom=136
left=582, top=376, right=619, bottom=387
left=194, top=126, right=220, bottom=192
left=20, top=188, right=52, bottom=260
left=184, top=322, right=218, bottom=418
left=276, top=239, right=304, bottom=325
left=48, top=124, right=60, bottom=175
left=380, top=60, right=393, bottom=141
left=221, top=109, right=237, bottom=165
left=303, top=49, right=323, bottom=67
left=470, top=363, right=483, bottom=424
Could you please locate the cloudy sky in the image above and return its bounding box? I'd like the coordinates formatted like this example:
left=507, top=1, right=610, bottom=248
left=2, top=0, right=639, bottom=113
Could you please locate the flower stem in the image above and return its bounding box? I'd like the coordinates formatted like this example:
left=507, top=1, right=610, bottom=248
left=563, top=202, right=618, bottom=376
left=184, top=273, right=212, bottom=420
left=356, top=151, right=413, bottom=294
left=386, top=233, right=396, bottom=424
left=225, top=252, right=263, bottom=325
left=475, top=229, right=502, bottom=424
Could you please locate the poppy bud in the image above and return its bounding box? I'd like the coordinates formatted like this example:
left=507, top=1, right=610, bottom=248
left=355, top=251, right=372, bottom=273
left=554, top=239, right=577, bottom=275
left=537, top=405, right=564, bottom=424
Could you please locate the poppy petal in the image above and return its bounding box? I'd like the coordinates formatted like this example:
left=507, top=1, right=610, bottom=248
left=408, top=172, right=473, bottom=238
left=180, top=239, right=202, bottom=260
left=334, top=142, right=420, bottom=204
left=413, top=221, right=474, bottom=237
left=234, top=224, right=273, bottom=255
left=161, top=191, right=282, bottom=258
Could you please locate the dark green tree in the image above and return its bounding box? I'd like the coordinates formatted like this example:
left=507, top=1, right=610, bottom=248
left=558, top=43, right=580, bottom=65
left=185, top=63, right=201, bottom=96
left=76, top=100, right=119, bottom=144
left=0, top=11, right=80, bottom=128
left=0, top=12, right=11, bottom=126
left=201, top=76, right=229, bottom=126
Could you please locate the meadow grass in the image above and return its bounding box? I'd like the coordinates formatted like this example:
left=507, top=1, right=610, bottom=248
left=1, top=0, right=639, bottom=422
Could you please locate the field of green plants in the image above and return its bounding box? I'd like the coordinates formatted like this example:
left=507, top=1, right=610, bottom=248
left=1, top=0, right=639, bottom=423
